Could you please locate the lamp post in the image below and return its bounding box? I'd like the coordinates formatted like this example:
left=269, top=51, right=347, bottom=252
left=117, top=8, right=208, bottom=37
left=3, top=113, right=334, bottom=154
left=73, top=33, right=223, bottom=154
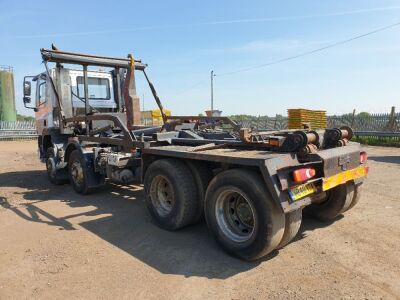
left=210, top=70, right=215, bottom=114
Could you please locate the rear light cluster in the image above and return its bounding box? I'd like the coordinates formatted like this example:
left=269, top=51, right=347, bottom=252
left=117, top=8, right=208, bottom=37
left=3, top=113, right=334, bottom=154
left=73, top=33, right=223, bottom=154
left=292, top=152, right=367, bottom=184
left=360, top=152, right=368, bottom=164
left=292, top=168, right=316, bottom=183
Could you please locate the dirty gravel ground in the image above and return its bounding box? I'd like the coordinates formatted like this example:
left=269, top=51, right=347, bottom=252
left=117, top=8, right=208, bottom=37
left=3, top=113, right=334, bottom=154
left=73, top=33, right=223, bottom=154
left=0, top=141, right=399, bottom=299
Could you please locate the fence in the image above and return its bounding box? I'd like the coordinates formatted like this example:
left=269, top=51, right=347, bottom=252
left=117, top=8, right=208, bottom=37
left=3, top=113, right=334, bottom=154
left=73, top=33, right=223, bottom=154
left=0, top=121, right=37, bottom=140
left=231, top=116, right=288, bottom=131
left=231, top=111, right=400, bottom=138
left=1, top=111, right=399, bottom=140
left=328, top=113, right=400, bottom=133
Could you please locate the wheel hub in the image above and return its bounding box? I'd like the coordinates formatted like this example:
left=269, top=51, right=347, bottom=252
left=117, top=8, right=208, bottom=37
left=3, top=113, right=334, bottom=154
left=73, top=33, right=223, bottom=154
left=150, top=175, right=174, bottom=217
left=71, top=161, right=84, bottom=185
left=236, top=202, right=253, bottom=226
left=215, top=189, right=256, bottom=243
left=46, top=157, right=56, bottom=178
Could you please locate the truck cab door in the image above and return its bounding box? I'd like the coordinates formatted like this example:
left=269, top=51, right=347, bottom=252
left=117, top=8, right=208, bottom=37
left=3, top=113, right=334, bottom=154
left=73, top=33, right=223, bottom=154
left=35, top=75, right=53, bottom=135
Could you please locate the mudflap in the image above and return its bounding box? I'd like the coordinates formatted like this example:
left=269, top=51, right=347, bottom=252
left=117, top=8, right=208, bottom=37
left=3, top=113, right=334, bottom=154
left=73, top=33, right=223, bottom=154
left=82, top=151, right=106, bottom=189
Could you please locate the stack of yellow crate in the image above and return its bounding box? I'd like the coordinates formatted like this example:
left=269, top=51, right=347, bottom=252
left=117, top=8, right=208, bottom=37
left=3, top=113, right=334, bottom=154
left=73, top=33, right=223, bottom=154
left=287, top=109, right=327, bottom=129
left=141, top=109, right=171, bottom=125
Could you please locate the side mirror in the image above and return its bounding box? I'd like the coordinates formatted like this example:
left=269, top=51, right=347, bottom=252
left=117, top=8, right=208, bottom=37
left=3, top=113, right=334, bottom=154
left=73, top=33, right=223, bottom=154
left=22, top=76, right=37, bottom=111
left=24, top=81, right=31, bottom=96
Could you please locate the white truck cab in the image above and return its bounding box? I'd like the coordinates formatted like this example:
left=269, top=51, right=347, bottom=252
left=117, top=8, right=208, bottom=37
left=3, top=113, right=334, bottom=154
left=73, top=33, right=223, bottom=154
left=25, top=68, right=118, bottom=135
left=22, top=47, right=148, bottom=163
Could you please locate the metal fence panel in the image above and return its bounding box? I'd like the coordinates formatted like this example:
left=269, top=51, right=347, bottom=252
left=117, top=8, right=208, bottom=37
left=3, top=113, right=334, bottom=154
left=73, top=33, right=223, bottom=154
left=1, top=113, right=399, bottom=140
left=0, top=121, right=37, bottom=140
left=231, top=113, right=400, bottom=137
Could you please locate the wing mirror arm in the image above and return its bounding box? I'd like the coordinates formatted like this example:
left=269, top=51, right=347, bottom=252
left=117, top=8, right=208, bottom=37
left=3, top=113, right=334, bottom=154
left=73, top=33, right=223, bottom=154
left=22, top=76, right=38, bottom=112
left=23, top=101, right=38, bottom=112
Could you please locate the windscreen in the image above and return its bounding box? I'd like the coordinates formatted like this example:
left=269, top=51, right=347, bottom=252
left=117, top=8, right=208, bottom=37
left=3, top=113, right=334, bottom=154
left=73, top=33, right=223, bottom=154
left=76, top=76, right=110, bottom=100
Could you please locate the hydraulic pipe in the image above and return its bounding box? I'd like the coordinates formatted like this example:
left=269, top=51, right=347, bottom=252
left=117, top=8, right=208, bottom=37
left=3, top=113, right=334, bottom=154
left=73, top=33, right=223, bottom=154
left=143, top=69, right=167, bottom=124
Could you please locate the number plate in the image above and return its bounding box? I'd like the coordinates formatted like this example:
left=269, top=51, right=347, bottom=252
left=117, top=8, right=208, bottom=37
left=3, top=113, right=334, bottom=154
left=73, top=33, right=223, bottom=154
left=288, top=182, right=317, bottom=201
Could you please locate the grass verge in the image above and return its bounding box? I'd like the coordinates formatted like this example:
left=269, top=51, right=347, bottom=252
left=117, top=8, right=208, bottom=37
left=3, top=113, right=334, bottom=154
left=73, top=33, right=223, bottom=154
left=353, top=136, right=400, bottom=147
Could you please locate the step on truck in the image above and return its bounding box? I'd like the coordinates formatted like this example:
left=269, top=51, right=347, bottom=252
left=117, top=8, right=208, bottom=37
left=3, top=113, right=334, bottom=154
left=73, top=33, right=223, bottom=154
left=22, top=46, right=368, bottom=261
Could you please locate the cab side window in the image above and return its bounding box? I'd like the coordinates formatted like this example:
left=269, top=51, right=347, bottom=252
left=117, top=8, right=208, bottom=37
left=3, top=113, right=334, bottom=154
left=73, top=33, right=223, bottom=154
left=38, top=82, right=46, bottom=105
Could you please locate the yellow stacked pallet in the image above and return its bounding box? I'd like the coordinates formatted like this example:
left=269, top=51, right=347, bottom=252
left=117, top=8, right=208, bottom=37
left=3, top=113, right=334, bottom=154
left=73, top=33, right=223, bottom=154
left=288, top=109, right=327, bottom=129
left=141, top=109, right=172, bottom=125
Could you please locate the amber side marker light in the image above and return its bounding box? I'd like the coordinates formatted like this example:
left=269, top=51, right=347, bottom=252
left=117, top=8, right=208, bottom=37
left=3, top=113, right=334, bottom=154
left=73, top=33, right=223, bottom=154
left=292, top=168, right=316, bottom=183
left=269, top=138, right=280, bottom=147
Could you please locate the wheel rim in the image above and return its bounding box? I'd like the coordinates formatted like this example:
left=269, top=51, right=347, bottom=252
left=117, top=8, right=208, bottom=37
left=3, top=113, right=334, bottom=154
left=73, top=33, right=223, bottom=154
left=215, top=188, right=256, bottom=243
left=46, top=157, right=56, bottom=178
left=149, top=175, right=174, bottom=217
left=71, top=160, right=84, bottom=186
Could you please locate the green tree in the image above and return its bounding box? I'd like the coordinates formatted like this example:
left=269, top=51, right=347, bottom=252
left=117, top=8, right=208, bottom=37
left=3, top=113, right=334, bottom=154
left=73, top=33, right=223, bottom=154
left=16, top=114, right=34, bottom=121
left=357, top=112, right=371, bottom=118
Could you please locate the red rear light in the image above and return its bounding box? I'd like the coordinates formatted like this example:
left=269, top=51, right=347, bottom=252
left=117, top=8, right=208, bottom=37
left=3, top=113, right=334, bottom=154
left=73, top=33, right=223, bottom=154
left=360, top=152, right=368, bottom=164
left=293, top=168, right=316, bottom=183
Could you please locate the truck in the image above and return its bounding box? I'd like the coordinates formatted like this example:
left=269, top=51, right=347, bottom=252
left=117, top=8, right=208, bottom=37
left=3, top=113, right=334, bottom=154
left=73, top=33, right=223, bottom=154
left=22, top=46, right=368, bottom=261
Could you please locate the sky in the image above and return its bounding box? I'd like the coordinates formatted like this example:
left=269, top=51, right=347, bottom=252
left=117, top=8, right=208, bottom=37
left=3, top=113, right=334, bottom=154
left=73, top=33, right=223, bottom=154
left=1, top=0, right=400, bottom=117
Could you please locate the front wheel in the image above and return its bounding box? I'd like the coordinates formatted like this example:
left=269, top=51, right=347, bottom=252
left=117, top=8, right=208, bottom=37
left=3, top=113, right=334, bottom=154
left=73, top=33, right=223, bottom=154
left=205, top=169, right=285, bottom=261
left=45, top=147, right=68, bottom=185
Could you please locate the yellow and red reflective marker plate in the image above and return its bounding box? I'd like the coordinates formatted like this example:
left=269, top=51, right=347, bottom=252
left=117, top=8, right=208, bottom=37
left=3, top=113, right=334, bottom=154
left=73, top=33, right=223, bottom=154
left=322, top=166, right=369, bottom=191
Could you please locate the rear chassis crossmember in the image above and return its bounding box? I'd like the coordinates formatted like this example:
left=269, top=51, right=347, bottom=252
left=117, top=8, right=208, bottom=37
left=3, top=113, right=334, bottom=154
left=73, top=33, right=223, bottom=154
left=141, top=141, right=367, bottom=213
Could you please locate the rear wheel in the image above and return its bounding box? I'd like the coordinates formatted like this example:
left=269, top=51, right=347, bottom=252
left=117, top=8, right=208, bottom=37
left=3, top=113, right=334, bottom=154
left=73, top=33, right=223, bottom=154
left=144, top=159, right=198, bottom=230
left=345, top=183, right=363, bottom=212
left=277, top=209, right=302, bottom=249
left=304, top=181, right=358, bottom=221
left=186, top=160, right=213, bottom=223
left=68, top=150, right=105, bottom=195
left=205, top=169, right=285, bottom=261
left=45, top=147, right=68, bottom=185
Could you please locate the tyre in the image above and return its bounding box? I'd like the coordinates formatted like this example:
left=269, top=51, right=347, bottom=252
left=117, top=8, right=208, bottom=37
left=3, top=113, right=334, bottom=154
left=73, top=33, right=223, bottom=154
left=45, top=147, right=68, bottom=185
left=304, top=181, right=356, bottom=221
left=68, top=149, right=105, bottom=195
left=186, top=160, right=213, bottom=223
left=144, top=159, right=198, bottom=230
left=277, top=208, right=302, bottom=249
left=204, top=169, right=285, bottom=261
left=345, top=183, right=363, bottom=212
